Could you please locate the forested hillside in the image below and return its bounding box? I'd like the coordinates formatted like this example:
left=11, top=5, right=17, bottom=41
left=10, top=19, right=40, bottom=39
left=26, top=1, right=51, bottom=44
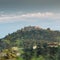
left=0, top=26, right=60, bottom=49
left=0, top=26, right=60, bottom=60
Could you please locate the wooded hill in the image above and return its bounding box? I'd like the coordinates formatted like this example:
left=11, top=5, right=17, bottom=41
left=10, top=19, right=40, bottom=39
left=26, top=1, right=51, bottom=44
left=0, top=26, right=60, bottom=49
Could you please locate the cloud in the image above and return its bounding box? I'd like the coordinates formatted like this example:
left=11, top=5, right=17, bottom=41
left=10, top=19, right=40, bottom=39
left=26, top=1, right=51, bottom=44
left=0, top=12, right=60, bottom=23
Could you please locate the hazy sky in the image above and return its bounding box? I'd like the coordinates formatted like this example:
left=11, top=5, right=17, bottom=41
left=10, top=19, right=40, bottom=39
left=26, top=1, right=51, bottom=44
left=0, top=0, right=60, bottom=38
